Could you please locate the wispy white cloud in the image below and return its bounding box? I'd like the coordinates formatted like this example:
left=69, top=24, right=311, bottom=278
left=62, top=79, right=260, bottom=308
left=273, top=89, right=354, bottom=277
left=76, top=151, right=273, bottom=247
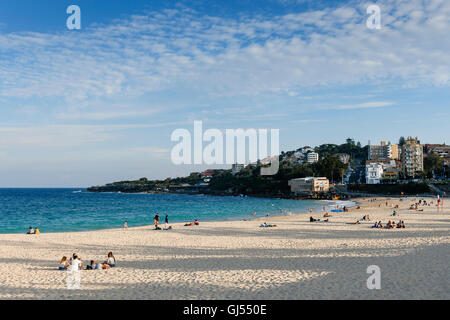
left=0, top=0, right=448, bottom=107
left=55, top=110, right=160, bottom=121
left=334, top=101, right=394, bottom=110
left=292, top=119, right=327, bottom=123
left=0, top=122, right=186, bottom=147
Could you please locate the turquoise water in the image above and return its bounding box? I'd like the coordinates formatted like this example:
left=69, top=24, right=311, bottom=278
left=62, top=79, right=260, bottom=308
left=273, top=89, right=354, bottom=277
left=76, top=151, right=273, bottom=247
left=0, top=188, right=338, bottom=234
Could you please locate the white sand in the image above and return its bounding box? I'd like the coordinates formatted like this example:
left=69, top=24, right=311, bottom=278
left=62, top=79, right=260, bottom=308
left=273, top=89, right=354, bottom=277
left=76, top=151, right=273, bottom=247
left=0, top=196, right=448, bottom=300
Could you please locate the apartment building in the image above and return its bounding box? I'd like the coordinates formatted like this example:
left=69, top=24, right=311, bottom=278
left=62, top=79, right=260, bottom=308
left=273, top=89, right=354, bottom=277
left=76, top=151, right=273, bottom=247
left=401, top=136, right=424, bottom=177
left=368, top=141, right=400, bottom=161
left=307, top=152, right=319, bottom=164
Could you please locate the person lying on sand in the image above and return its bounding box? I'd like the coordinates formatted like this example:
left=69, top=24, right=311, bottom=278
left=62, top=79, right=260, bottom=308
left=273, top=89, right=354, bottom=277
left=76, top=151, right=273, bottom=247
left=86, top=260, right=101, bottom=270
left=184, top=220, right=200, bottom=227
left=101, top=262, right=111, bottom=270
left=260, top=222, right=277, bottom=228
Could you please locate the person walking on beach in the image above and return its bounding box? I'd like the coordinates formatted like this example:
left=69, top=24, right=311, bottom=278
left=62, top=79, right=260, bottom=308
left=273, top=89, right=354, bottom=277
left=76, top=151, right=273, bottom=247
left=123, top=220, right=128, bottom=230
left=165, top=215, right=169, bottom=229
left=154, top=213, right=160, bottom=229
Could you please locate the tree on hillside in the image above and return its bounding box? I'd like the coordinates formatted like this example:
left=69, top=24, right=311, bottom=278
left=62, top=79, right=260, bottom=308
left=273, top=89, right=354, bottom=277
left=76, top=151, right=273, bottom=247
left=424, top=154, right=444, bottom=178
left=312, top=155, right=347, bottom=183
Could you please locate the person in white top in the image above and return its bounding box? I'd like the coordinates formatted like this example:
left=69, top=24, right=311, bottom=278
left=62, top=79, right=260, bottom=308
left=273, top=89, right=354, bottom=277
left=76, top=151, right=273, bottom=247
left=68, top=255, right=82, bottom=271
left=106, top=252, right=116, bottom=267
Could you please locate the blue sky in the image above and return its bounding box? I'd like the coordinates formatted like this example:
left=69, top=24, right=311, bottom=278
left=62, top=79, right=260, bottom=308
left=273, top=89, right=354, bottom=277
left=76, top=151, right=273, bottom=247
left=0, top=0, right=449, bottom=187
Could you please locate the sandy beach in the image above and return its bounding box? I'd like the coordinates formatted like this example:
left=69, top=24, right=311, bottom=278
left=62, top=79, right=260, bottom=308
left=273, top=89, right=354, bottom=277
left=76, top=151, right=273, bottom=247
left=0, top=196, right=448, bottom=300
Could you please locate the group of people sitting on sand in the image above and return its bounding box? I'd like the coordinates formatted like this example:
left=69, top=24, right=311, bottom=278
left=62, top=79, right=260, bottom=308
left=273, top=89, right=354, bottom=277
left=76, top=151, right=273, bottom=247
left=184, top=219, right=199, bottom=227
left=58, top=252, right=116, bottom=271
left=26, top=226, right=40, bottom=235
left=371, top=220, right=406, bottom=229
left=409, top=199, right=435, bottom=211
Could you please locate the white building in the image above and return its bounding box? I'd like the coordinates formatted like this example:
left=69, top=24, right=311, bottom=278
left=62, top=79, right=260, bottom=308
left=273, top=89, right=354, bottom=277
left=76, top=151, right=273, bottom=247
left=288, top=177, right=330, bottom=193
left=365, top=163, right=384, bottom=184
left=307, top=152, right=319, bottom=164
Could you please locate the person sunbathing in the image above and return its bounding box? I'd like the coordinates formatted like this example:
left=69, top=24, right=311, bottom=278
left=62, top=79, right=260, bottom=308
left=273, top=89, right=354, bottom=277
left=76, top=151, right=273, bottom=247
left=88, top=260, right=101, bottom=270
left=260, top=222, right=277, bottom=227
left=184, top=220, right=199, bottom=226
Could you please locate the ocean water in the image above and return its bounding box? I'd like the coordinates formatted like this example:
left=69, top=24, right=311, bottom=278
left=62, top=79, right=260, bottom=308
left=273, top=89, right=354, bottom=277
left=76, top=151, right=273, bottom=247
left=0, top=189, right=351, bottom=234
